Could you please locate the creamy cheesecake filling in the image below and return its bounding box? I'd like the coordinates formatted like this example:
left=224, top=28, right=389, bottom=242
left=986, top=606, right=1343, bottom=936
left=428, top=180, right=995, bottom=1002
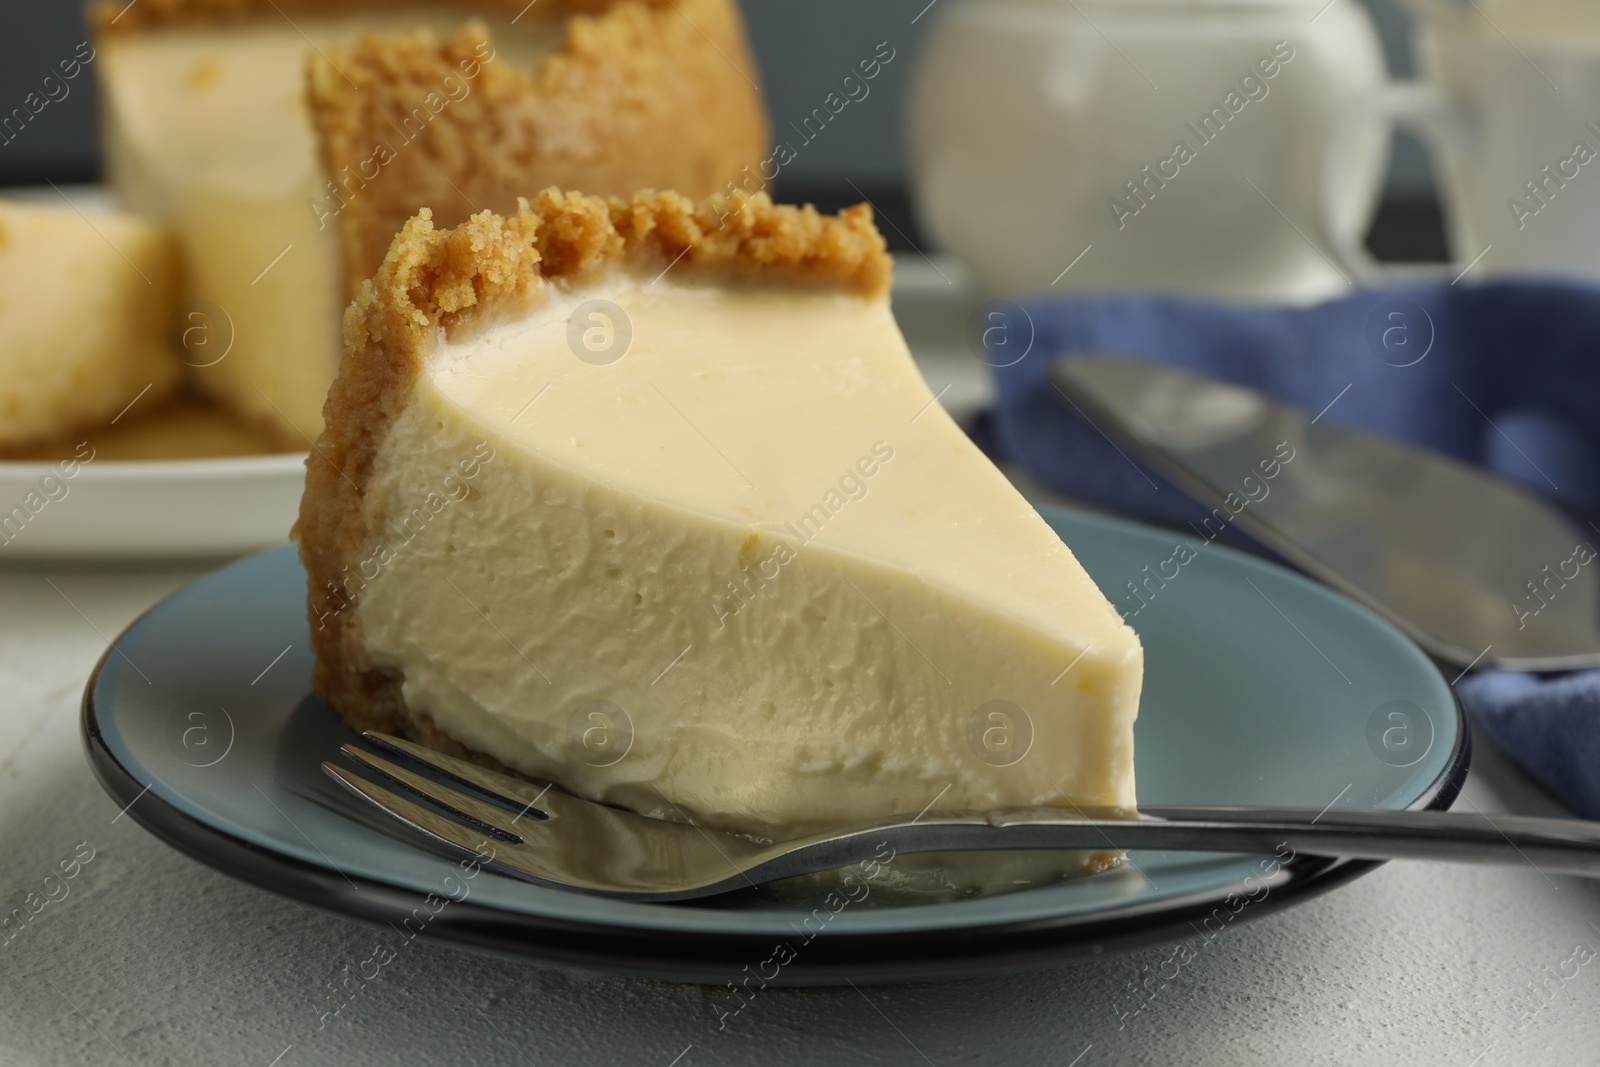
left=98, top=15, right=563, bottom=440
left=0, top=198, right=178, bottom=451
left=350, top=277, right=1141, bottom=843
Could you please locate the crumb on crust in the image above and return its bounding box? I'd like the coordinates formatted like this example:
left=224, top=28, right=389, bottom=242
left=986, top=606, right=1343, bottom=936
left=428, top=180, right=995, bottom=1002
left=296, top=188, right=890, bottom=741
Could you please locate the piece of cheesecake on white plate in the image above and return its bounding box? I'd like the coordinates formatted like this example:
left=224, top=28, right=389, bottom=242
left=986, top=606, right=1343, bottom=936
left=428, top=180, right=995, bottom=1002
left=298, top=189, right=1142, bottom=861
left=93, top=0, right=767, bottom=446
left=0, top=197, right=178, bottom=454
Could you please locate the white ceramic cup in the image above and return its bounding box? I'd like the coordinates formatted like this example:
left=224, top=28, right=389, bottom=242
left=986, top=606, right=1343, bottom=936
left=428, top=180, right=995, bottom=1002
left=909, top=0, right=1394, bottom=302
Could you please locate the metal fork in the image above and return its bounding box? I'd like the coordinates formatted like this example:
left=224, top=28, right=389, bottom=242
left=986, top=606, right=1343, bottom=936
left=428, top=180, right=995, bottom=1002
left=322, top=732, right=1600, bottom=902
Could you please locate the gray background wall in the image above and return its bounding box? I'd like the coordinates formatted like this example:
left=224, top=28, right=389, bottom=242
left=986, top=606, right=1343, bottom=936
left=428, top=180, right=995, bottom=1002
left=0, top=0, right=1436, bottom=203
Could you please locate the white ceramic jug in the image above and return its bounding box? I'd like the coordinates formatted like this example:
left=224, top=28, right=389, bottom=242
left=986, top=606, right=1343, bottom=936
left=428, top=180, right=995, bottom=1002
left=909, top=0, right=1394, bottom=302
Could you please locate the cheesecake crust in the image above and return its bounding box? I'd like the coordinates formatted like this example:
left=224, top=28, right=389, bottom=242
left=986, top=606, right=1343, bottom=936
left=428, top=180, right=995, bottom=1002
left=306, top=0, right=768, bottom=295
left=297, top=188, right=890, bottom=748
left=90, top=0, right=652, bottom=35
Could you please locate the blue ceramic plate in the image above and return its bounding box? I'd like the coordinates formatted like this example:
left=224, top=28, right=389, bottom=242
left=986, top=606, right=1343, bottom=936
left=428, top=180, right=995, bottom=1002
left=82, top=507, right=1466, bottom=984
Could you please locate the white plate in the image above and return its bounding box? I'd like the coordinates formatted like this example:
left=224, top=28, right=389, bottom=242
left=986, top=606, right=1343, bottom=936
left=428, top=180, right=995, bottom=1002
left=0, top=453, right=306, bottom=559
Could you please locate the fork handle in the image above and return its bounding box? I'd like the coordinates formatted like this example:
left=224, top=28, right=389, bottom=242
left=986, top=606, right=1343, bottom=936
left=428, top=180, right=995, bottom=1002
left=761, top=806, right=1600, bottom=881
left=1119, top=806, right=1598, bottom=876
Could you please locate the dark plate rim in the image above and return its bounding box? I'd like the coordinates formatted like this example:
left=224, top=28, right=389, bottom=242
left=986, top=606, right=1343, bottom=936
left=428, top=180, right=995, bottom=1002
left=79, top=528, right=1473, bottom=986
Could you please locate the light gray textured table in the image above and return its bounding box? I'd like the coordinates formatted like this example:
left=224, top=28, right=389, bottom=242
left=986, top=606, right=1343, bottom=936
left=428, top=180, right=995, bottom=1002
left=5, top=268, right=1599, bottom=1065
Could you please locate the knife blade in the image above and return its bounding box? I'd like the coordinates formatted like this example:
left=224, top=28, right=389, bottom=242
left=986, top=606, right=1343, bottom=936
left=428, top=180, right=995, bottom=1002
left=1051, top=355, right=1600, bottom=672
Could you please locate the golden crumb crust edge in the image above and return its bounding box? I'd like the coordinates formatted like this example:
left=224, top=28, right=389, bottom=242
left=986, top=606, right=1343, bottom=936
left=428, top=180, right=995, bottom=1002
left=306, top=0, right=769, bottom=294
left=296, top=187, right=891, bottom=741
left=90, top=0, right=656, bottom=35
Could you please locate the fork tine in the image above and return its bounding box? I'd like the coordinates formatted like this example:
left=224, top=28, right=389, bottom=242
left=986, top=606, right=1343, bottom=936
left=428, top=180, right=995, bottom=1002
left=362, top=732, right=562, bottom=819
left=338, top=744, right=527, bottom=843
left=322, top=762, right=513, bottom=863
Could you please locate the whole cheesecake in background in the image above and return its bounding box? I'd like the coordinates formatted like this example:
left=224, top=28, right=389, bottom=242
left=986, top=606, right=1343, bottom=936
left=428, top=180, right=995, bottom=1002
left=93, top=0, right=767, bottom=446
left=298, top=188, right=1143, bottom=855
left=0, top=198, right=178, bottom=454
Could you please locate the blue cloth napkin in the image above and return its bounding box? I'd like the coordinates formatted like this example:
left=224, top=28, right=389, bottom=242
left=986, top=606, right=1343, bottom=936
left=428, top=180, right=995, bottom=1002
left=981, top=282, right=1600, bottom=819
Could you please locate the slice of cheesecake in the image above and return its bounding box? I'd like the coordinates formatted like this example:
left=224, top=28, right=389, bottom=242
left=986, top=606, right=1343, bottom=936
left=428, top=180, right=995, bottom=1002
left=299, top=189, right=1142, bottom=850
left=94, top=0, right=766, bottom=445
left=0, top=198, right=178, bottom=454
